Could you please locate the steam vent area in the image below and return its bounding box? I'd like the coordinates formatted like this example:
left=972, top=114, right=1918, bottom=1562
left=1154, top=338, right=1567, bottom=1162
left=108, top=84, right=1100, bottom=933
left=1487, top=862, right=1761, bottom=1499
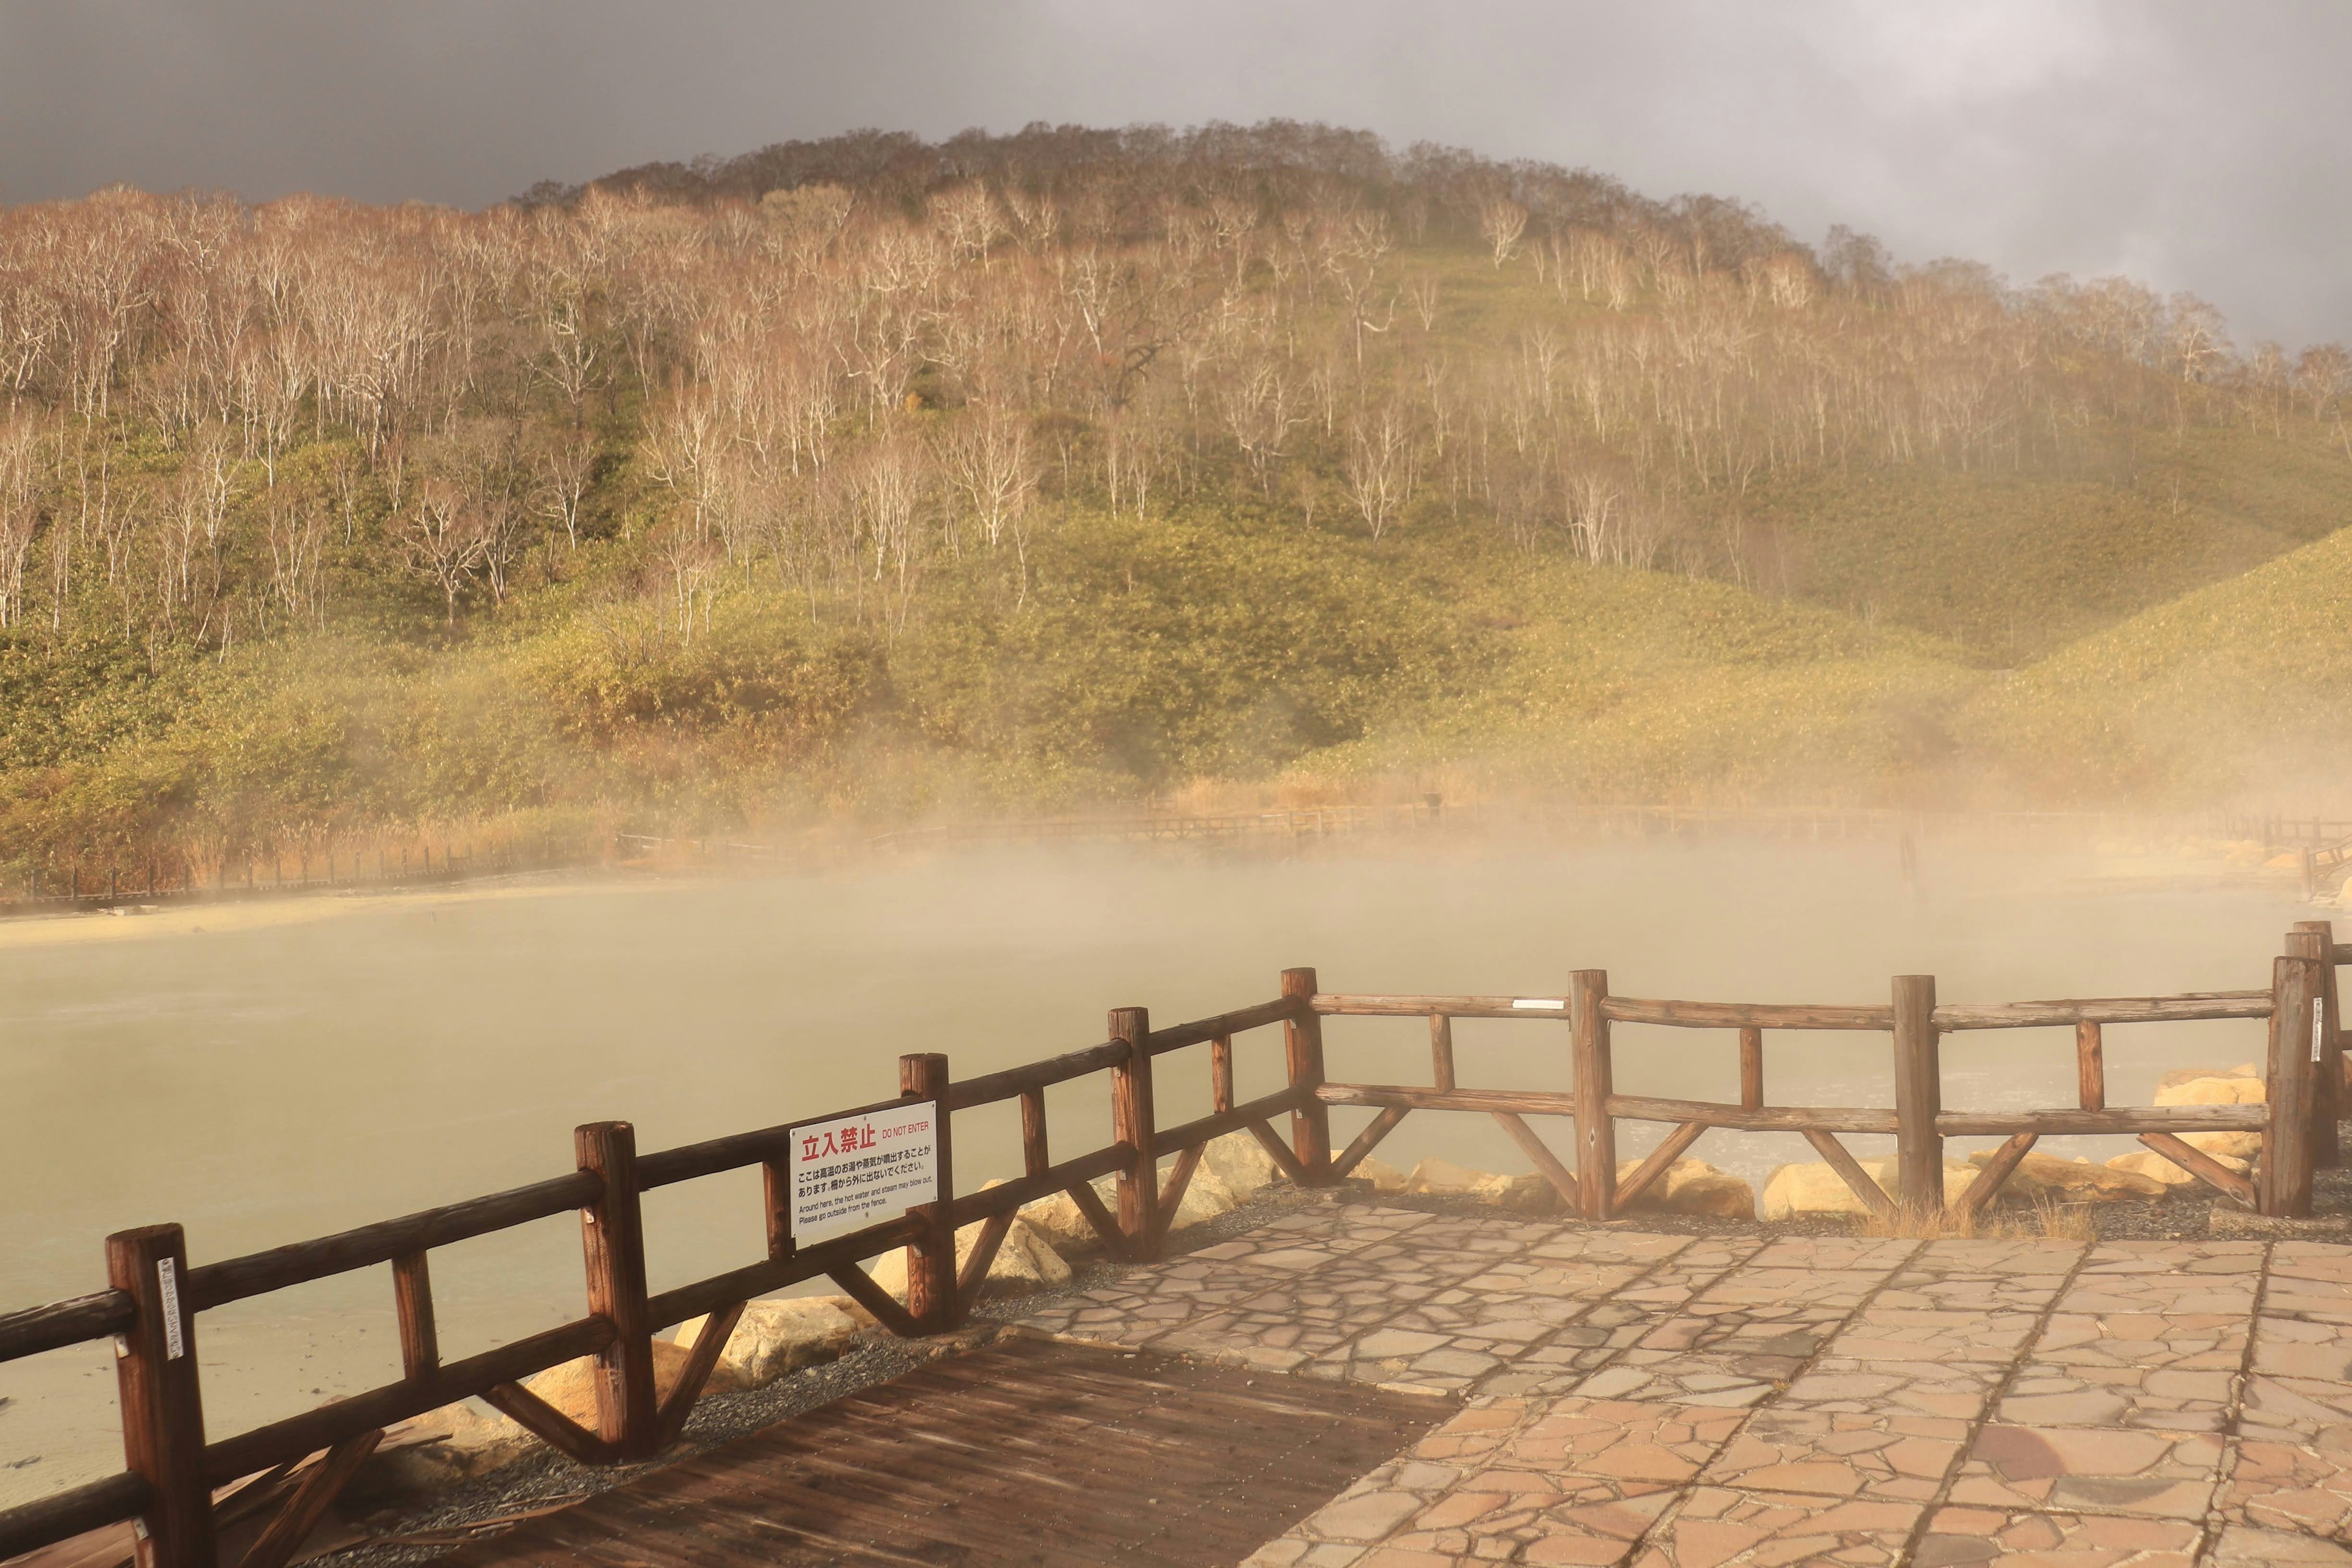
left=13, top=946, right=2352, bottom=1568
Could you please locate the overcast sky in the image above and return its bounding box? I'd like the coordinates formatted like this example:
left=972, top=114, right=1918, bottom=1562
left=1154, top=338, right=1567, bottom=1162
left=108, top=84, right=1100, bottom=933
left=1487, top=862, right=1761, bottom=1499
left=3, top=1, right=2345, bottom=347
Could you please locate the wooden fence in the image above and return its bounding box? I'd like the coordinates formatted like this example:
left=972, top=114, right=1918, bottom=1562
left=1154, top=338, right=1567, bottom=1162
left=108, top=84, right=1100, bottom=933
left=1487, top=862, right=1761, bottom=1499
left=0, top=930, right=2343, bottom=1568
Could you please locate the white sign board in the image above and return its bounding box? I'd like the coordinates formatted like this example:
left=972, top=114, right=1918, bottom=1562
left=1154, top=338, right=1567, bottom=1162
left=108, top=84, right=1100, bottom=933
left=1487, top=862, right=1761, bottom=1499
left=788, top=1102, right=939, bottom=1242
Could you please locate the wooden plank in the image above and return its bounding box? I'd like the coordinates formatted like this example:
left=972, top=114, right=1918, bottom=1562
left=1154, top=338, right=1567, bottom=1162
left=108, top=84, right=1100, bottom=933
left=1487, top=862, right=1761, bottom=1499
left=0, top=1473, right=149, bottom=1564
left=1933, top=994, right=2272, bottom=1030
left=480, top=1381, right=614, bottom=1466
left=943, top=1044, right=1128, bottom=1112
left=576, top=1120, right=660, bottom=1458
left=107, top=1223, right=214, bottom=1568
left=1316, top=1080, right=1902, bottom=1134
left=1110, top=1008, right=1160, bottom=1260
left=2139, top=1132, right=2259, bottom=1210
left=202, top=1315, right=614, bottom=1483
left=1572, top=969, right=1615, bottom=1219
left=436, top=1340, right=1451, bottom=1568
left=954, top=1213, right=1017, bottom=1316
left=1156, top=1087, right=1308, bottom=1156
left=1493, top=1111, right=1578, bottom=1210
left=1614, top=1120, right=1705, bottom=1211
left=1282, top=968, right=1333, bottom=1182
left=1953, top=1133, right=2038, bottom=1220
left=183, top=1173, right=600, bottom=1309
left=1430, top=1014, right=1457, bottom=1090
left=1934, top=1106, right=2269, bottom=1136
left=392, top=1250, right=437, bottom=1380
left=2076, top=1021, right=2105, bottom=1112
left=1605, top=997, right=1894, bottom=1030
left=1246, top=1120, right=1311, bottom=1183
left=1330, top=1107, right=1407, bottom=1180
left=1145, top=997, right=1297, bottom=1054
left=1153, top=1147, right=1205, bottom=1247
left=656, top=1300, right=744, bottom=1447
left=237, top=1428, right=382, bottom=1568
left=1738, top=1027, right=1762, bottom=1109
left=0, top=1289, right=134, bottom=1365
left=897, top=1055, right=956, bottom=1330
left=1803, top=1128, right=1898, bottom=1219
left=1893, top=974, right=1942, bottom=1217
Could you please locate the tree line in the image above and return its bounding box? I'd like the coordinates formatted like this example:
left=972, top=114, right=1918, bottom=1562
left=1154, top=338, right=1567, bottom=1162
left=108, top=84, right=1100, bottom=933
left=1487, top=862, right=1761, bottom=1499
left=0, top=119, right=2343, bottom=662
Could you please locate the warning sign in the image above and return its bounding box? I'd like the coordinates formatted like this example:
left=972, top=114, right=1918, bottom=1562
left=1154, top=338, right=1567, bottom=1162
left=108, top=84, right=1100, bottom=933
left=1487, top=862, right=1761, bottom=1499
left=788, top=1102, right=939, bottom=1242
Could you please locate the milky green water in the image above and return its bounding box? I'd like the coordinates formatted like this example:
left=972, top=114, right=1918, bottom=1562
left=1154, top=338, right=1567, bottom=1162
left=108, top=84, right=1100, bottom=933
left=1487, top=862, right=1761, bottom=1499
left=0, top=839, right=2313, bottom=1499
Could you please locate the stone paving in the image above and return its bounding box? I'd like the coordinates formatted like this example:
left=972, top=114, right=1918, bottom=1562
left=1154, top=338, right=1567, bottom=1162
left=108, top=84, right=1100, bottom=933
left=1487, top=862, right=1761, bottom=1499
left=1010, top=1199, right=2352, bottom=1564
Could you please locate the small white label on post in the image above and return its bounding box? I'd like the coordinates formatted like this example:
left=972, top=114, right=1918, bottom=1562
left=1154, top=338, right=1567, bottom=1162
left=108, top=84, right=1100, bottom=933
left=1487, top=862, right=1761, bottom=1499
left=2316, top=996, right=2329, bottom=1065
left=788, top=1102, right=940, bottom=1243
left=157, top=1258, right=185, bottom=1360
left=1512, top=998, right=1567, bottom=1011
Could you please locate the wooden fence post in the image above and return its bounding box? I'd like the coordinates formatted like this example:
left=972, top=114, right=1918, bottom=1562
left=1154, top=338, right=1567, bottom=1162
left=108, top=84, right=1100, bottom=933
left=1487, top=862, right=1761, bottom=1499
left=2266, top=948, right=2323, bottom=1218
left=897, top=1053, right=957, bottom=1330
left=1570, top=970, right=1616, bottom=1220
left=574, top=1122, right=658, bottom=1460
left=1892, top=975, right=1942, bottom=1219
left=1109, top=1009, right=1161, bottom=1260
left=2294, top=921, right=2341, bottom=1169
left=107, top=1224, right=216, bottom=1568
left=1281, top=968, right=1333, bottom=1183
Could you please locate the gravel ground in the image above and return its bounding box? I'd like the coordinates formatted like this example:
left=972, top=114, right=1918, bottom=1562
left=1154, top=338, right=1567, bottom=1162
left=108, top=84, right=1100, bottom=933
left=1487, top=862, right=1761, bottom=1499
left=314, top=1148, right=2352, bottom=1564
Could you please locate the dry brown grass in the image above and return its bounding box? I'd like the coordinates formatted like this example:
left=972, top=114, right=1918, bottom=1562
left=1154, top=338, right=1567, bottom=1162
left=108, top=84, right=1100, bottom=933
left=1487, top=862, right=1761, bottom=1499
left=1848, top=1196, right=2097, bottom=1243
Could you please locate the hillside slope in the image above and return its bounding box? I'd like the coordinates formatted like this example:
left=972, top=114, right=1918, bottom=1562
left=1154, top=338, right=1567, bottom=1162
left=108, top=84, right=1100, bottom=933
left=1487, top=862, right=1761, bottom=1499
left=1958, top=523, right=2352, bottom=802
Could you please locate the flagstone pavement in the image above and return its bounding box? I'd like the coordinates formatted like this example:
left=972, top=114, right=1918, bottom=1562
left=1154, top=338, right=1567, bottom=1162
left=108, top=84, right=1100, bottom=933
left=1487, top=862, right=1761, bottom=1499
left=1010, top=1197, right=2352, bottom=1565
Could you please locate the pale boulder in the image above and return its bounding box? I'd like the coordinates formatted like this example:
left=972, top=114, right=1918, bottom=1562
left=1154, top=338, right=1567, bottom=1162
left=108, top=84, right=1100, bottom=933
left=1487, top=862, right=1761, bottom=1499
left=2154, top=1072, right=2266, bottom=1107
left=673, top=1295, right=866, bottom=1386
left=1351, top=1156, right=1411, bottom=1194
left=1403, top=1156, right=1513, bottom=1198
left=1201, top=1129, right=1280, bottom=1199
left=522, top=1338, right=748, bottom=1428
left=867, top=1213, right=1071, bottom=1302
left=350, top=1405, right=536, bottom=1501
left=2182, top=1131, right=2266, bottom=1161
left=1500, top=1172, right=1564, bottom=1215
left=1760, top=1157, right=1974, bottom=1219
left=1968, top=1150, right=2167, bottom=1202
left=1617, top=1158, right=1757, bottom=1219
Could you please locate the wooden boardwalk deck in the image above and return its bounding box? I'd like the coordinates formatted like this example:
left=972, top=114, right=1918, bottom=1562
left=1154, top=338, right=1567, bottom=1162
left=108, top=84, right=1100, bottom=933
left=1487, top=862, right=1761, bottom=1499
left=438, top=1336, right=1451, bottom=1567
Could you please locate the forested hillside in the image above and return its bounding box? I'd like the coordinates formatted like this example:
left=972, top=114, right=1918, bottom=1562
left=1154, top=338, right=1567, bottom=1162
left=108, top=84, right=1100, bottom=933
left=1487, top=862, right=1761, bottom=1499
left=0, top=122, right=2345, bottom=871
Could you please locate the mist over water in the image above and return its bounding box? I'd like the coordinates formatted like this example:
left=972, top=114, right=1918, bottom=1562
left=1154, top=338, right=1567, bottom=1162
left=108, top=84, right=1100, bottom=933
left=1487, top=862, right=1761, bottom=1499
left=0, top=836, right=2314, bottom=1496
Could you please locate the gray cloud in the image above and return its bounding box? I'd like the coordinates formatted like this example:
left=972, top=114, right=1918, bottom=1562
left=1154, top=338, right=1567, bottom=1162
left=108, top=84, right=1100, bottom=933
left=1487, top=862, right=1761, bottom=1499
left=2, top=0, right=2345, bottom=345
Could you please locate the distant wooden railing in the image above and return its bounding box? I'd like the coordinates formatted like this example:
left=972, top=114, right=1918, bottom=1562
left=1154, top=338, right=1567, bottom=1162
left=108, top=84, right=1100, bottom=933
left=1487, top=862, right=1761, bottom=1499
left=1313, top=929, right=2335, bottom=1232
left=1, top=930, right=2343, bottom=1567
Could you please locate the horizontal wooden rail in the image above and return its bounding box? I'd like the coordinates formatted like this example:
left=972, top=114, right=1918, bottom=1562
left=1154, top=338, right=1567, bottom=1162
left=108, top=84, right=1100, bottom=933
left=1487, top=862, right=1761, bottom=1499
left=942, top=1144, right=1134, bottom=1229
left=1314, top=993, right=1570, bottom=1018
left=637, top=1095, right=920, bottom=1188
left=943, top=1044, right=1128, bottom=1110
left=1155, top=1087, right=1310, bottom=1156
left=202, top=1314, right=614, bottom=1485
left=1605, top=1093, right=1901, bottom=1134
left=1934, top=993, right=2271, bottom=1029
left=0, top=1287, right=135, bottom=1362
left=183, top=1174, right=602, bottom=1310
left=1144, top=997, right=1297, bottom=1054
left=1604, top=998, right=1894, bottom=1030
left=1936, top=1105, right=2269, bottom=1136
left=0, top=1471, right=150, bottom=1562
left=1316, top=1082, right=1903, bottom=1134
left=643, top=1216, right=927, bottom=1333
left=1318, top=1081, right=1575, bottom=1116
